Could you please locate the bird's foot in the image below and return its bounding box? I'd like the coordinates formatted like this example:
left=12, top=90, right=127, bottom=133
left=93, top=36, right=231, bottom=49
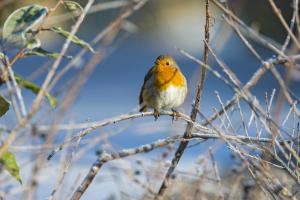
left=171, top=109, right=180, bottom=122
left=154, top=110, right=160, bottom=121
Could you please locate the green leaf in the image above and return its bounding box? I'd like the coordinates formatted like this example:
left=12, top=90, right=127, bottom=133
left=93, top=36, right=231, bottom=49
left=63, top=1, right=83, bottom=19
left=0, top=52, right=4, bottom=59
left=2, top=4, right=48, bottom=45
left=24, top=47, right=72, bottom=59
left=0, top=151, right=22, bottom=184
left=26, top=38, right=41, bottom=50
left=49, top=27, right=95, bottom=53
left=14, top=75, right=58, bottom=107
left=0, top=96, right=10, bottom=117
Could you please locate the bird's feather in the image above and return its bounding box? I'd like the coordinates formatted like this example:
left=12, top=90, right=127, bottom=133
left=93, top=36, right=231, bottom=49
left=139, top=66, right=154, bottom=111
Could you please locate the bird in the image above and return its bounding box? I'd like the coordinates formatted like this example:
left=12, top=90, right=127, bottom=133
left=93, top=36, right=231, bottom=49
left=139, top=55, right=188, bottom=120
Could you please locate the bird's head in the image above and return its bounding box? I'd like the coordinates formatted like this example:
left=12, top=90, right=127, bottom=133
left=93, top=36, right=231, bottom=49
left=155, top=55, right=179, bottom=68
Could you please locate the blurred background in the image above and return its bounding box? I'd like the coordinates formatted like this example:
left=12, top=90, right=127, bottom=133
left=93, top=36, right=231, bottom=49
left=0, top=0, right=299, bottom=199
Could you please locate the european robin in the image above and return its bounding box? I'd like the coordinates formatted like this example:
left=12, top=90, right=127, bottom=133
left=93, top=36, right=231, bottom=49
left=139, top=55, right=188, bottom=120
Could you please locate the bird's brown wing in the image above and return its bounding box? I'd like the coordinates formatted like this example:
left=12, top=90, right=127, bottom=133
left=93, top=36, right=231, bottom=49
left=139, top=66, right=154, bottom=112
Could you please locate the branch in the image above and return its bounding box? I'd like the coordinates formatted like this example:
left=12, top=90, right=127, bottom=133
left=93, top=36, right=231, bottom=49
left=179, top=47, right=300, bottom=128
left=46, top=110, right=208, bottom=160
left=69, top=130, right=294, bottom=200
left=268, top=0, right=300, bottom=49
left=211, top=0, right=284, bottom=56
left=155, top=0, right=211, bottom=198
left=70, top=135, right=181, bottom=200
left=42, top=109, right=295, bottom=160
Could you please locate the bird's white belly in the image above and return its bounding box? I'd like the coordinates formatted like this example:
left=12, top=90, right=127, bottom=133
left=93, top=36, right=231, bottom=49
left=138, top=84, right=187, bottom=111
left=156, top=85, right=186, bottom=109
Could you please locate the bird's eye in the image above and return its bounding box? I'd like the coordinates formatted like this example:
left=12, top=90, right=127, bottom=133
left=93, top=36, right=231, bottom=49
left=166, top=62, right=170, bottom=66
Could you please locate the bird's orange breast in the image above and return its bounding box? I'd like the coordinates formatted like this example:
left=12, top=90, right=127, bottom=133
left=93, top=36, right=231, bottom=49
left=152, top=65, right=186, bottom=91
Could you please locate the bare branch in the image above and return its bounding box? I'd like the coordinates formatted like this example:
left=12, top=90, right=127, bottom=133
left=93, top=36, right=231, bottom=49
left=155, top=1, right=211, bottom=197
left=268, top=0, right=300, bottom=49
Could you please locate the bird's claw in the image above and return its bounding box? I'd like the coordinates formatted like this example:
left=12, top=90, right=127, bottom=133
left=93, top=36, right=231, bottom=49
left=171, top=109, right=180, bottom=122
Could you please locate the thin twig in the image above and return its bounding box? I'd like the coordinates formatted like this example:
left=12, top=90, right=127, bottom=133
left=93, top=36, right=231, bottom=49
left=47, top=111, right=207, bottom=160
left=0, top=63, right=22, bottom=121
left=268, top=0, right=300, bottom=49
left=281, top=0, right=298, bottom=52
left=212, top=0, right=284, bottom=56
left=208, top=148, right=224, bottom=200
left=215, top=91, right=235, bottom=132
left=223, top=15, right=263, bottom=62
left=47, top=1, right=128, bottom=25
left=4, top=57, right=27, bottom=116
